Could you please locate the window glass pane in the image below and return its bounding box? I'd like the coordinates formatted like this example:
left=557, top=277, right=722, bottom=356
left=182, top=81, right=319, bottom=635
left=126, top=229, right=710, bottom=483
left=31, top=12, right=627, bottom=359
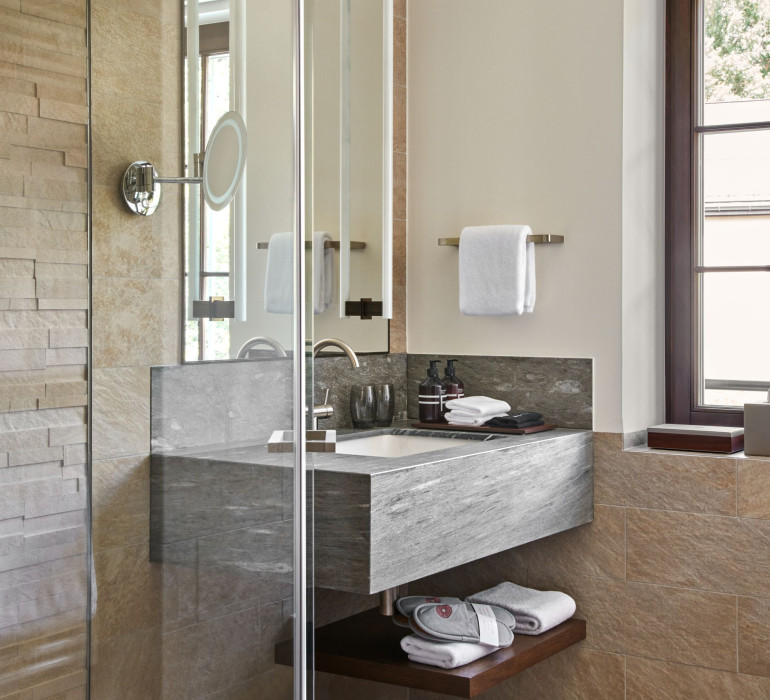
left=702, top=0, right=770, bottom=125
left=700, top=271, right=770, bottom=406
left=702, top=131, right=770, bottom=265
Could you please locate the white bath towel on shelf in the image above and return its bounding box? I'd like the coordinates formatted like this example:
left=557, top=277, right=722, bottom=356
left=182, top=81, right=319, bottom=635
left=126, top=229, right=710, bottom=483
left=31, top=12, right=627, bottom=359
left=314, top=231, right=334, bottom=314
left=445, top=412, right=508, bottom=427
left=444, top=396, right=511, bottom=416
left=458, top=225, right=536, bottom=316
left=466, top=582, right=576, bottom=636
left=400, top=634, right=500, bottom=669
left=264, top=231, right=293, bottom=314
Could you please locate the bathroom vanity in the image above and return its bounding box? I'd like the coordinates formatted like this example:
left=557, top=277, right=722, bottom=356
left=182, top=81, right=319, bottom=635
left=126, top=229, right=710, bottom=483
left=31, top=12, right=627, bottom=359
left=150, top=426, right=593, bottom=594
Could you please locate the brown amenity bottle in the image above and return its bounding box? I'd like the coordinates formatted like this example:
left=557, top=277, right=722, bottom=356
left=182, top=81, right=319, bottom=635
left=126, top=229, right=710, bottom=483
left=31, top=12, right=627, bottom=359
left=419, top=360, right=444, bottom=423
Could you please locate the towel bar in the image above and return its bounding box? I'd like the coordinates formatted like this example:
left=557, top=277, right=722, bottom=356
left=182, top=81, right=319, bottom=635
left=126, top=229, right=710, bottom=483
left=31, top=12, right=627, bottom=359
left=257, top=240, right=366, bottom=250
left=438, top=235, right=564, bottom=246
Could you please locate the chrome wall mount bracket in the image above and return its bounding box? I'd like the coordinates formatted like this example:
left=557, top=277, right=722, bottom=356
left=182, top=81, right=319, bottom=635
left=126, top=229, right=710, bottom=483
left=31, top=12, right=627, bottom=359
left=122, top=161, right=163, bottom=217
left=121, top=158, right=203, bottom=217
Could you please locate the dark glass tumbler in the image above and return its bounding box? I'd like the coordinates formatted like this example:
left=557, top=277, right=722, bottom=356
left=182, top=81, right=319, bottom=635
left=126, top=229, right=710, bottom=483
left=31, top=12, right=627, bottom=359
left=350, top=385, right=376, bottom=428
left=374, top=383, right=395, bottom=427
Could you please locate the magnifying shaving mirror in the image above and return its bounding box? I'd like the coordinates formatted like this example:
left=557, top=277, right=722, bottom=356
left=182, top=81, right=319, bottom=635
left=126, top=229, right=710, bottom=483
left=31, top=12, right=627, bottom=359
left=120, top=109, right=247, bottom=217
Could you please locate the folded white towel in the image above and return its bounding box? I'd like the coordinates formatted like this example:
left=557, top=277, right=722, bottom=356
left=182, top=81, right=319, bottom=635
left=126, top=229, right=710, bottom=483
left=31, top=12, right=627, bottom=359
left=444, top=396, right=511, bottom=415
left=264, top=231, right=293, bottom=314
left=445, top=412, right=508, bottom=427
left=314, top=231, right=334, bottom=314
left=466, top=582, right=576, bottom=636
left=400, top=634, right=499, bottom=669
left=458, top=225, right=536, bottom=316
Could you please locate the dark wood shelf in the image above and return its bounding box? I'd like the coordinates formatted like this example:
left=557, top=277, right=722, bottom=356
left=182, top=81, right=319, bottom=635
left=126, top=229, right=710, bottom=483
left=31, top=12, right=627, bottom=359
left=275, top=608, right=586, bottom=698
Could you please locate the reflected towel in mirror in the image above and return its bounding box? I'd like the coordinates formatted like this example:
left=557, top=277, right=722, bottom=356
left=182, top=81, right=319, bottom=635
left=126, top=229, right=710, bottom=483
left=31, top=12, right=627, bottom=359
left=264, top=231, right=293, bottom=314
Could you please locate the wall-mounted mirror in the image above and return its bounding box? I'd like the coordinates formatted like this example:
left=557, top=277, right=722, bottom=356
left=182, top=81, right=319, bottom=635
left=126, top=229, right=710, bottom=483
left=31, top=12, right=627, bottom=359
left=183, top=0, right=393, bottom=362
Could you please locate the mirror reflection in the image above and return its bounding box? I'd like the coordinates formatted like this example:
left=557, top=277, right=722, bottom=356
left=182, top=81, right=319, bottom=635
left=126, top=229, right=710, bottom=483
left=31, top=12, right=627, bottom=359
left=183, top=0, right=392, bottom=362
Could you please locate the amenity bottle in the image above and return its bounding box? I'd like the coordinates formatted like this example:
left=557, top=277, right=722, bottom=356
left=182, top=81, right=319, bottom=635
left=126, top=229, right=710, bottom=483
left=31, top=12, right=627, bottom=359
left=419, top=360, right=444, bottom=423
left=443, top=359, right=465, bottom=407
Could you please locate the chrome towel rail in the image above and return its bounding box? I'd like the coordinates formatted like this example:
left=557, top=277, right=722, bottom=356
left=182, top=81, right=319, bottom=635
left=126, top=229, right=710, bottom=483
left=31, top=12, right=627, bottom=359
left=438, top=234, right=564, bottom=246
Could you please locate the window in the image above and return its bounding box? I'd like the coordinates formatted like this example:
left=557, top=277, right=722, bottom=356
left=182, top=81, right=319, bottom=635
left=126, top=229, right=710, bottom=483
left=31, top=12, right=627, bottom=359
left=667, top=0, right=770, bottom=425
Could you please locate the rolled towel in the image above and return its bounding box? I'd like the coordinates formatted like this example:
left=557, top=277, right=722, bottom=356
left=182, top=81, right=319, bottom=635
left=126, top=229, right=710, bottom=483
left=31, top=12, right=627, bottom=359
left=446, top=412, right=508, bottom=427
left=400, top=634, right=499, bottom=669
left=466, top=582, right=576, bottom=636
left=409, top=601, right=515, bottom=646
left=444, top=396, right=511, bottom=415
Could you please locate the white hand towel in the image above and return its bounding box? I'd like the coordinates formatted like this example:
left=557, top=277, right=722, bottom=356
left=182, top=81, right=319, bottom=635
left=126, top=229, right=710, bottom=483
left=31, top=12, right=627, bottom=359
left=444, top=396, right=511, bottom=415
left=400, top=634, right=499, bottom=669
left=314, top=231, right=334, bottom=314
left=466, top=582, right=576, bottom=636
left=264, top=232, right=293, bottom=314
left=458, top=225, right=536, bottom=316
left=445, top=412, right=508, bottom=427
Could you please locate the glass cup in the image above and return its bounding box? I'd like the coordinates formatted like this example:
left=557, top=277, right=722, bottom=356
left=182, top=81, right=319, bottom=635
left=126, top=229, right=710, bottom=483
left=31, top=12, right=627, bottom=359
left=374, top=383, right=395, bottom=427
left=350, top=385, right=376, bottom=428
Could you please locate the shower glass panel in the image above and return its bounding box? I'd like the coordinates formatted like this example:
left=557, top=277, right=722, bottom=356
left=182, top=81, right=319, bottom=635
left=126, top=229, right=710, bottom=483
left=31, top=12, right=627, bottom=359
left=87, top=0, right=311, bottom=698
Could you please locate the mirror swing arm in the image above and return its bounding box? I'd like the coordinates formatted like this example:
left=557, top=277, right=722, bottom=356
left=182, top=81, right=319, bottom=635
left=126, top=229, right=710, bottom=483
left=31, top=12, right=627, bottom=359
left=119, top=110, right=247, bottom=322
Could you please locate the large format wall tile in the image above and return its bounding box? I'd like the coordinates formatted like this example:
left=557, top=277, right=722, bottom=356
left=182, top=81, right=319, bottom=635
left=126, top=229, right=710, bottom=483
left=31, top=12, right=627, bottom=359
left=92, top=367, right=150, bottom=460
left=626, top=508, right=770, bottom=598
left=738, top=458, right=770, bottom=519
left=626, top=656, right=770, bottom=700
left=517, top=505, right=625, bottom=580
left=410, top=647, right=625, bottom=700
left=595, top=438, right=737, bottom=515
left=527, top=573, right=737, bottom=671
left=91, top=455, right=150, bottom=552
left=738, top=595, right=770, bottom=678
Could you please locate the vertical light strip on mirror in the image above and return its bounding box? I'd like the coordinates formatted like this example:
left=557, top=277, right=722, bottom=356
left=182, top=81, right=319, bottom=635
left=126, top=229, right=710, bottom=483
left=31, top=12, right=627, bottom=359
left=187, top=0, right=202, bottom=316
left=381, top=0, right=393, bottom=319
left=339, top=0, right=351, bottom=317
left=230, top=0, right=247, bottom=321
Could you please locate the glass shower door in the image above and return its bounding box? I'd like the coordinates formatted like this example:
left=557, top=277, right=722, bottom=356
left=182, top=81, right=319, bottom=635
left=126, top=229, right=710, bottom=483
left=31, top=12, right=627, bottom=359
left=87, top=0, right=312, bottom=698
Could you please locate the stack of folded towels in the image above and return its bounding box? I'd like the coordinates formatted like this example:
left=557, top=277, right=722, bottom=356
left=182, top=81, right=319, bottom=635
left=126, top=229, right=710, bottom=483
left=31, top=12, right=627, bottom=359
left=396, top=582, right=576, bottom=669
left=444, top=396, right=511, bottom=426
left=444, top=396, right=546, bottom=429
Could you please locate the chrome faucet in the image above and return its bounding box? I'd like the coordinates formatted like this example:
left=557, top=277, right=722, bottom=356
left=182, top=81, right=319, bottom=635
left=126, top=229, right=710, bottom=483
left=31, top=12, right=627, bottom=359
left=236, top=336, right=288, bottom=359
left=311, top=338, right=360, bottom=428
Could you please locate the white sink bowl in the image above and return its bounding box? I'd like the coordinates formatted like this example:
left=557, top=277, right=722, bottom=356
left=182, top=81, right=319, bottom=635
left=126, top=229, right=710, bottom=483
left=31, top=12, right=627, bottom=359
left=335, top=433, right=478, bottom=458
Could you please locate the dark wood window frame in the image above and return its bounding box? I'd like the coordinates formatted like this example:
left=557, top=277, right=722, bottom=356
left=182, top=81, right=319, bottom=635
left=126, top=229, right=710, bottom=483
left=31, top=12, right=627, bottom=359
left=666, top=0, right=743, bottom=426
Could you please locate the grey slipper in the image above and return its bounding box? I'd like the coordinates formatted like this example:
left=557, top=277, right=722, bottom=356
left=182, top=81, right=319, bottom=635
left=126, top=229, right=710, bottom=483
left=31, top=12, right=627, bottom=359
left=395, top=596, right=464, bottom=621
left=409, top=602, right=515, bottom=647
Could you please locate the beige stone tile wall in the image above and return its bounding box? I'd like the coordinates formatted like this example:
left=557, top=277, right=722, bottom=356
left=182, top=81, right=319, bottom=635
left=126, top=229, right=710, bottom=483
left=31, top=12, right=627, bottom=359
left=389, top=1, right=407, bottom=353
left=88, top=0, right=180, bottom=697
left=317, top=434, right=770, bottom=699
left=0, top=1, right=89, bottom=698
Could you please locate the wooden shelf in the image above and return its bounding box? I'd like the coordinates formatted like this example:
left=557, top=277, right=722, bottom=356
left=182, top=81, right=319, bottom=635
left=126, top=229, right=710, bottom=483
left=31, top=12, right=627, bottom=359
left=275, top=608, right=586, bottom=698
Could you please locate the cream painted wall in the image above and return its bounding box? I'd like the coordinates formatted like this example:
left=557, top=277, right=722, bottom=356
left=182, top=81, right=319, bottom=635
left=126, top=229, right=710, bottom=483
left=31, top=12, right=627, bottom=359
left=407, top=0, right=626, bottom=432
left=621, top=0, right=665, bottom=434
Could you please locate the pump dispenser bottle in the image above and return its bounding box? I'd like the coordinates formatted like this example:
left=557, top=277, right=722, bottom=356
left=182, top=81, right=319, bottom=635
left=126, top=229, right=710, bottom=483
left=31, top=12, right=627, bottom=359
left=443, top=359, right=465, bottom=405
left=419, top=360, right=444, bottom=423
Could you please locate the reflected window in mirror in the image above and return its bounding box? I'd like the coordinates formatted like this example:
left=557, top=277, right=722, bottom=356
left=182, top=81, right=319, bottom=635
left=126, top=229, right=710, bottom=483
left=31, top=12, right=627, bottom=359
left=185, top=27, right=232, bottom=362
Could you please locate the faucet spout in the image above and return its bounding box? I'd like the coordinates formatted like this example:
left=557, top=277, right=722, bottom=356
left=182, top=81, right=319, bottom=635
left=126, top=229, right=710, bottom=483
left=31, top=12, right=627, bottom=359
left=311, top=339, right=360, bottom=429
left=236, top=336, right=288, bottom=359
left=312, top=338, right=360, bottom=368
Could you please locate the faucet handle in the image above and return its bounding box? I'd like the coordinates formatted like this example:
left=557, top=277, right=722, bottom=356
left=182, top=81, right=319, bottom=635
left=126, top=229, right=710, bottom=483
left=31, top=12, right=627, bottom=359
left=323, top=388, right=330, bottom=405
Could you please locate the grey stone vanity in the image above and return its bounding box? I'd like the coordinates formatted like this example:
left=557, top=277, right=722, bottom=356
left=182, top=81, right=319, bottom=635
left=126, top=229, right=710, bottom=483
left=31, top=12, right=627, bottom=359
left=150, top=425, right=593, bottom=596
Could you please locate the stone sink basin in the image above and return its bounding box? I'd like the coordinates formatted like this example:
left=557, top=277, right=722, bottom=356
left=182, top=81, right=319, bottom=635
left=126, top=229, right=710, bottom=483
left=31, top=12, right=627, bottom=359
left=334, top=431, right=485, bottom=458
